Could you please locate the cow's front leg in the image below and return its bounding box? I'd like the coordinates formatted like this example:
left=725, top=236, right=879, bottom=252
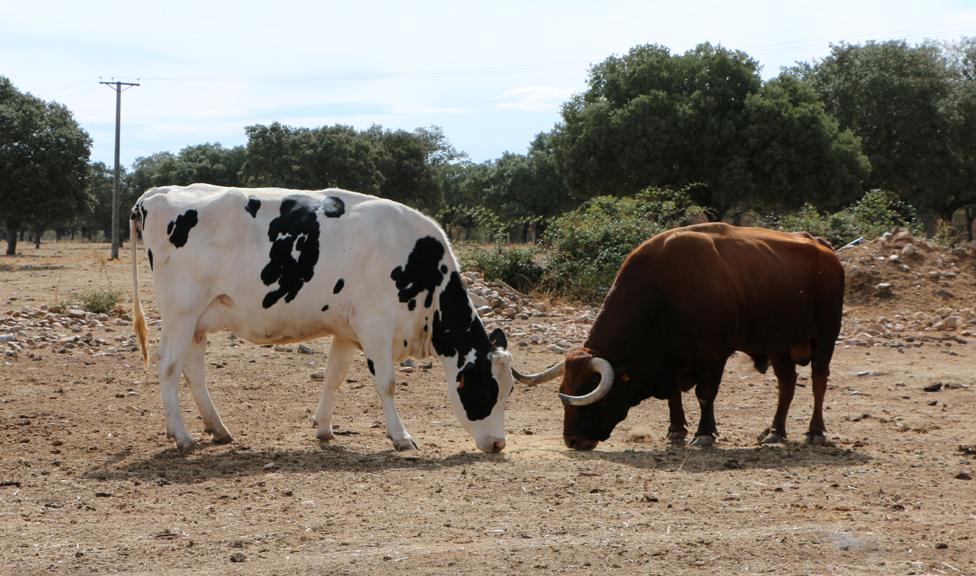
left=360, top=339, right=416, bottom=451
left=313, top=336, right=356, bottom=442
left=666, top=390, right=688, bottom=445
left=184, top=334, right=232, bottom=444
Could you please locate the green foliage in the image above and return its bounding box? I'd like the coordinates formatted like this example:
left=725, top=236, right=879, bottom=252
left=550, top=43, right=867, bottom=217
left=773, top=190, right=920, bottom=246
left=459, top=244, right=543, bottom=293
left=80, top=288, right=121, bottom=314
left=800, top=39, right=976, bottom=218
left=542, top=187, right=703, bottom=302
left=0, top=76, right=92, bottom=253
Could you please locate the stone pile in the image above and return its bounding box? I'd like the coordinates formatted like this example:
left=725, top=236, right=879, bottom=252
left=0, top=305, right=139, bottom=362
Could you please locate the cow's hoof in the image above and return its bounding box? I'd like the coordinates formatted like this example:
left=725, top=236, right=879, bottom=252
left=211, top=432, right=233, bottom=445
left=805, top=432, right=827, bottom=445
left=393, top=436, right=419, bottom=452
left=760, top=430, right=786, bottom=444
left=667, top=431, right=688, bottom=446
left=176, top=438, right=201, bottom=453
left=316, top=428, right=335, bottom=443
left=690, top=434, right=715, bottom=448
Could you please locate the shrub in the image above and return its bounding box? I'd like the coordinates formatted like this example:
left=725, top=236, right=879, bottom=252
left=772, top=189, right=920, bottom=247
left=80, top=288, right=121, bottom=314
left=542, top=187, right=704, bottom=302
left=459, top=243, right=543, bottom=292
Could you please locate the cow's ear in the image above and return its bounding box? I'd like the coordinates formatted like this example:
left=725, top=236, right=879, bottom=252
left=488, top=328, right=507, bottom=350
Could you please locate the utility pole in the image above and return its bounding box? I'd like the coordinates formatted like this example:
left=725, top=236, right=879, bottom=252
left=100, top=79, right=139, bottom=260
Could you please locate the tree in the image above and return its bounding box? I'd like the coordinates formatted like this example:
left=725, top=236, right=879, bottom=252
left=800, top=40, right=976, bottom=221
left=0, top=77, right=92, bottom=254
left=366, top=125, right=462, bottom=211
left=129, top=143, right=245, bottom=192
left=241, top=123, right=384, bottom=193
left=550, top=43, right=869, bottom=218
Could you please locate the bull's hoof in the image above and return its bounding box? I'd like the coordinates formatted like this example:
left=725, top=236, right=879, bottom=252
left=667, top=430, right=688, bottom=446
left=760, top=430, right=786, bottom=445
left=690, top=434, right=715, bottom=448
left=805, top=432, right=827, bottom=445
left=393, top=435, right=419, bottom=452
left=315, top=426, right=335, bottom=443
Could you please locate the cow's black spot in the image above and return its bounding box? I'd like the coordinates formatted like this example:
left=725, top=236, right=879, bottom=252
left=403, top=339, right=408, bottom=348
left=408, top=299, right=416, bottom=311
left=321, top=196, right=345, bottom=218
left=321, top=304, right=329, bottom=312
left=245, top=197, right=261, bottom=218
left=166, top=210, right=198, bottom=248
left=367, top=359, right=375, bottom=375
left=391, top=237, right=444, bottom=310
left=260, top=196, right=320, bottom=309
left=440, top=265, right=448, bottom=274
left=432, top=272, right=498, bottom=421
left=147, top=249, right=154, bottom=271
left=333, top=279, right=344, bottom=294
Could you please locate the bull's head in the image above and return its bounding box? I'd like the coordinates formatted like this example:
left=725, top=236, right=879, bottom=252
left=513, top=347, right=632, bottom=450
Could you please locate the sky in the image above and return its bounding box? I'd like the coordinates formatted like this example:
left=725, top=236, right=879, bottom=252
left=3, top=0, right=976, bottom=170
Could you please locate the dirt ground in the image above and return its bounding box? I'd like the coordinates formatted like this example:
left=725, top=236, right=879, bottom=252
left=1, top=242, right=975, bottom=575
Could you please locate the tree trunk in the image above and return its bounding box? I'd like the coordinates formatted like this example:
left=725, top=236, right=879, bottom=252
left=966, top=207, right=976, bottom=243
left=33, top=227, right=42, bottom=249
left=5, top=226, right=17, bottom=255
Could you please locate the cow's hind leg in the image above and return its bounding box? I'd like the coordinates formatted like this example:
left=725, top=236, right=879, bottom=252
left=690, top=359, right=726, bottom=447
left=157, top=321, right=199, bottom=452
left=360, top=330, right=417, bottom=452
left=760, top=353, right=797, bottom=444
left=806, top=365, right=830, bottom=445
left=313, top=336, right=356, bottom=442
left=184, top=334, right=232, bottom=444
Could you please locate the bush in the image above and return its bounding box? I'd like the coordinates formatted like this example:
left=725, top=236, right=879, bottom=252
left=772, top=189, right=920, bottom=247
left=80, top=288, right=121, bottom=314
left=459, top=243, right=543, bottom=292
left=542, top=187, right=704, bottom=302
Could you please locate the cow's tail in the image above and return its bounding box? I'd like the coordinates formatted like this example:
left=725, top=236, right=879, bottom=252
left=130, top=215, right=149, bottom=367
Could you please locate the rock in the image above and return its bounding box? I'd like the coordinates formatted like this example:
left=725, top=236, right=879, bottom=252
left=500, top=307, right=517, bottom=319
left=310, top=372, right=325, bottom=381
left=875, top=283, right=893, bottom=297
left=297, top=344, right=316, bottom=355
left=400, top=358, right=417, bottom=368
left=66, top=309, right=86, bottom=319
left=900, top=243, right=916, bottom=258
left=923, top=382, right=943, bottom=392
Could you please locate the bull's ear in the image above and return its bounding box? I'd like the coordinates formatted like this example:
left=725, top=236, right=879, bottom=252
left=488, top=328, right=507, bottom=350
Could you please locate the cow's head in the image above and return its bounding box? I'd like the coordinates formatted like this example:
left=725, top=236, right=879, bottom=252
left=513, top=347, right=633, bottom=451
left=442, top=328, right=514, bottom=453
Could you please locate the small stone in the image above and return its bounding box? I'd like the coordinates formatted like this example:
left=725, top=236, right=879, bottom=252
left=262, top=462, right=277, bottom=471
left=297, top=344, right=316, bottom=355
left=229, top=552, right=246, bottom=562
left=923, top=382, right=943, bottom=392
left=640, top=493, right=659, bottom=503
left=955, top=471, right=972, bottom=480
left=66, top=309, right=86, bottom=319
left=935, top=542, right=949, bottom=550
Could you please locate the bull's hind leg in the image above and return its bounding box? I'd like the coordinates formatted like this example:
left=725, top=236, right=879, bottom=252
left=360, top=328, right=417, bottom=452
left=313, top=336, right=356, bottom=442
left=806, top=366, right=830, bottom=445
left=690, top=359, right=727, bottom=447
left=760, top=354, right=797, bottom=444
left=184, top=335, right=232, bottom=444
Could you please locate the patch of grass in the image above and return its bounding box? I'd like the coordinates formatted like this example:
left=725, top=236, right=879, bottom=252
left=80, top=288, right=122, bottom=314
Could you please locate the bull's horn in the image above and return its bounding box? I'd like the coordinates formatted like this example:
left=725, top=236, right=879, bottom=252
left=558, top=358, right=614, bottom=406
left=512, top=360, right=565, bottom=386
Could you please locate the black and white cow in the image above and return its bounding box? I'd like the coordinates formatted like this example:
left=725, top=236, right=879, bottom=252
left=130, top=183, right=516, bottom=453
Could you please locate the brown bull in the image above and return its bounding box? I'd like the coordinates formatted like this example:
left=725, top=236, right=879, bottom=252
left=514, top=223, right=845, bottom=450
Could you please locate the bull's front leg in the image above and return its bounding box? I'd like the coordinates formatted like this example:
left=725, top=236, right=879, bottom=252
left=666, top=390, right=688, bottom=445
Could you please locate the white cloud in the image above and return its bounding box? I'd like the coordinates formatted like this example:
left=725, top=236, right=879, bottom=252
left=495, top=86, right=575, bottom=112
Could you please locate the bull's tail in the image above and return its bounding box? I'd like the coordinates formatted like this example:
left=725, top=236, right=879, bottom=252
left=130, top=215, right=149, bottom=367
